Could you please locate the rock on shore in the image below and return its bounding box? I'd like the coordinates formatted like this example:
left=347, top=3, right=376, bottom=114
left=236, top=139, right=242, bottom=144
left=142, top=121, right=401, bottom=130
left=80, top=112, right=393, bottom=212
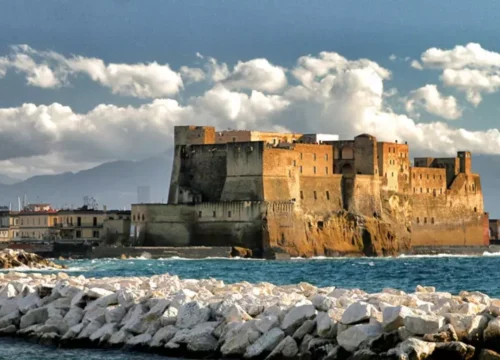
left=0, top=272, right=500, bottom=359
left=0, top=249, right=65, bottom=269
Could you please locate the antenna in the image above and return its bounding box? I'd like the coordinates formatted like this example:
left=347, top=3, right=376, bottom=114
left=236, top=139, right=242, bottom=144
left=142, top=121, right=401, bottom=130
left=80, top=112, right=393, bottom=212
left=18, top=197, right=21, bottom=211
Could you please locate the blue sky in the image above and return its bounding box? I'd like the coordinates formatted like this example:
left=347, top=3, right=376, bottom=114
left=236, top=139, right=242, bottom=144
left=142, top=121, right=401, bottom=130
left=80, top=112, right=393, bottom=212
left=0, top=0, right=500, bottom=178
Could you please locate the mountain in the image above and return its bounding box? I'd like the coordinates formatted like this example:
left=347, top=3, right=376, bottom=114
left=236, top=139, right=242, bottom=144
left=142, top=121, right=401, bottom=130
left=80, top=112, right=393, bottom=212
left=0, top=152, right=497, bottom=217
left=0, top=152, right=173, bottom=210
left=0, top=174, right=21, bottom=185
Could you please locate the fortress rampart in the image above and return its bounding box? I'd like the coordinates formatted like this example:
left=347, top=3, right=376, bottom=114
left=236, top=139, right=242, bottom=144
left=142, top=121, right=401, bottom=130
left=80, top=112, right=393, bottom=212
left=132, top=125, right=489, bottom=257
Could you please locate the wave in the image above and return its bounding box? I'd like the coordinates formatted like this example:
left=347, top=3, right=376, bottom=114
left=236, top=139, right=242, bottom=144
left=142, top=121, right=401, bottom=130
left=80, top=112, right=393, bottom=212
left=398, top=253, right=476, bottom=258
left=482, top=251, right=500, bottom=257
left=0, top=266, right=88, bottom=272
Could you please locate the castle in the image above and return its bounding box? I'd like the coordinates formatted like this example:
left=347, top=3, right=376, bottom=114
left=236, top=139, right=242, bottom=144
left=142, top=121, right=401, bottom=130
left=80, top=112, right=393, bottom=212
left=130, top=126, right=489, bottom=257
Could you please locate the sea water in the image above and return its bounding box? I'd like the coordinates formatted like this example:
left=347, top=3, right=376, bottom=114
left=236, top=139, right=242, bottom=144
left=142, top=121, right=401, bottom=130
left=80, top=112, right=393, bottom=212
left=4, top=253, right=500, bottom=359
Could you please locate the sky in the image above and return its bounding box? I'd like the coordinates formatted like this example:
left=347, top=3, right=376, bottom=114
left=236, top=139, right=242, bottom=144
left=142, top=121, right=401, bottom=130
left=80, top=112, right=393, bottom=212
left=0, top=0, right=500, bottom=179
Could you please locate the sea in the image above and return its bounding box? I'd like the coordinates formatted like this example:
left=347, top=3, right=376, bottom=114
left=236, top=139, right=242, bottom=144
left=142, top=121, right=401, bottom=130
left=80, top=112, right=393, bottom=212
left=3, top=253, right=500, bottom=359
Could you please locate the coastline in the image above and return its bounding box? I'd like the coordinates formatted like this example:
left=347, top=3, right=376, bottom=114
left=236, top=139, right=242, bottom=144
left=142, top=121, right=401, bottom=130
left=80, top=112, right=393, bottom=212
left=0, top=271, right=500, bottom=359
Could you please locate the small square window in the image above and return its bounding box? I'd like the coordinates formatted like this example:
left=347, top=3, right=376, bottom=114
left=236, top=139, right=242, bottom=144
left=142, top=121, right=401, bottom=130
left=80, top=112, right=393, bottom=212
left=213, top=211, right=216, bottom=217
left=313, top=191, right=317, bottom=200
left=228, top=211, right=232, bottom=218
left=313, top=166, right=317, bottom=174
left=300, top=191, right=304, bottom=199
left=326, top=191, right=330, bottom=200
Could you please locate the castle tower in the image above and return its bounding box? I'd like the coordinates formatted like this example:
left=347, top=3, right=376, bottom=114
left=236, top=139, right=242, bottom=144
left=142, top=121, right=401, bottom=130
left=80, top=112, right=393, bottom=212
left=354, top=134, right=379, bottom=175
left=458, top=151, right=472, bottom=174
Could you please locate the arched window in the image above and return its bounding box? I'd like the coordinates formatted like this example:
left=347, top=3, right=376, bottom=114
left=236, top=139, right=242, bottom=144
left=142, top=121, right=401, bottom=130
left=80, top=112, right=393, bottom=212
left=142, top=214, right=145, bottom=221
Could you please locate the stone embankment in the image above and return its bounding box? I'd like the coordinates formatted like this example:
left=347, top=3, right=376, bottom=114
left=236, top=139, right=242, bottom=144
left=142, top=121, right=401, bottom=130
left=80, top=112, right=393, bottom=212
left=1, top=273, right=500, bottom=359
left=0, top=249, right=65, bottom=269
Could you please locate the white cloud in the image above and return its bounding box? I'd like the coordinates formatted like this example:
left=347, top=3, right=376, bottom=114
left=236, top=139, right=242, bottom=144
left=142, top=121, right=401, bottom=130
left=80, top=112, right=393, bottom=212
left=0, top=45, right=184, bottom=98
left=180, top=66, right=206, bottom=83
left=405, top=84, right=462, bottom=120
left=418, top=43, right=500, bottom=105
left=220, top=58, right=287, bottom=93
left=1, top=47, right=500, bottom=178
left=389, top=54, right=397, bottom=61
left=410, top=60, right=423, bottom=70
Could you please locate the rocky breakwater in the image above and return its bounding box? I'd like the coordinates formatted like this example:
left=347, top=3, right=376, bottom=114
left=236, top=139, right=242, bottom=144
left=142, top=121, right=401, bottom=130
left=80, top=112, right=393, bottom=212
left=1, top=274, right=500, bottom=359
left=0, top=249, right=65, bottom=269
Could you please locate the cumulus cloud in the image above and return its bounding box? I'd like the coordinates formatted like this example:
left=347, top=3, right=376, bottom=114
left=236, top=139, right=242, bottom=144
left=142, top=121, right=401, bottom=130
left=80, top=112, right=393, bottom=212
left=0, top=45, right=184, bottom=98
left=410, top=60, right=423, bottom=70
left=2, top=47, right=500, bottom=178
left=418, top=42, right=500, bottom=105
left=405, top=84, right=462, bottom=120
left=219, top=58, right=287, bottom=93
left=179, top=66, right=206, bottom=83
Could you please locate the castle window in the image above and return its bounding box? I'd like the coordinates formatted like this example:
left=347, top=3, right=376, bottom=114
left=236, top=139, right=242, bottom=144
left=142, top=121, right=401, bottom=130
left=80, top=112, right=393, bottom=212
left=133, top=215, right=136, bottom=221
left=141, top=214, right=144, bottom=222
left=313, top=154, right=316, bottom=161
left=391, top=172, right=394, bottom=177
left=293, top=160, right=296, bottom=166
left=472, top=184, right=476, bottom=191
left=300, top=153, right=303, bottom=160
left=228, top=211, right=232, bottom=218
left=325, top=167, right=328, bottom=175
left=326, top=191, right=330, bottom=200
left=313, top=166, right=317, bottom=174
left=433, top=189, right=436, bottom=197
left=272, top=139, right=276, bottom=145
left=300, top=166, right=303, bottom=173
left=300, top=191, right=304, bottom=199
left=198, top=211, right=202, bottom=218
left=420, top=174, right=422, bottom=179
left=440, top=175, right=442, bottom=180
left=413, top=188, right=416, bottom=193
left=420, top=188, right=422, bottom=193
left=325, top=154, right=328, bottom=161
left=416, top=217, right=420, bottom=224
left=288, top=170, right=292, bottom=178
left=232, top=137, right=236, bottom=142
left=317, top=221, right=324, bottom=230
left=213, top=211, right=216, bottom=217
left=427, top=188, right=429, bottom=193
left=431, top=217, right=435, bottom=224
left=440, top=188, right=443, bottom=194
left=474, top=207, right=477, bottom=213
left=433, top=175, right=435, bottom=179
left=413, top=173, right=415, bottom=179
left=424, top=217, right=427, bottom=224
left=427, top=175, right=429, bottom=179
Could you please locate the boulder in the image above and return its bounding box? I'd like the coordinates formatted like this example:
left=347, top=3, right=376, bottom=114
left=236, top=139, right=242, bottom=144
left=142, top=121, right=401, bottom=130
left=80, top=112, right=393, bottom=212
left=150, top=325, right=179, bottom=347
left=388, top=337, right=436, bottom=359
left=337, top=323, right=383, bottom=352
left=255, top=315, right=279, bottom=334
left=311, top=294, right=336, bottom=312
left=292, top=319, right=315, bottom=341
left=316, top=311, right=337, bottom=338
left=341, top=302, right=376, bottom=325
left=20, top=307, right=48, bottom=329
left=266, top=336, right=298, bottom=359
left=432, top=341, right=475, bottom=360
left=404, top=313, right=445, bottom=335
left=221, top=321, right=262, bottom=356
left=89, top=323, right=117, bottom=342
left=175, top=301, right=211, bottom=329
left=382, top=305, right=413, bottom=331
left=447, top=314, right=489, bottom=343
left=423, top=323, right=459, bottom=343
left=244, top=327, right=285, bottom=358
left=281, top=305, right=316, bottom=333
left=484, top=317, right=500, bottom=353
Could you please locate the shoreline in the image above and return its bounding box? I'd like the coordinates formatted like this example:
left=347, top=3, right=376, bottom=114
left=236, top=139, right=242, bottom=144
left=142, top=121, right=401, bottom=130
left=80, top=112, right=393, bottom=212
left=0, top=272, right=500, bottom=359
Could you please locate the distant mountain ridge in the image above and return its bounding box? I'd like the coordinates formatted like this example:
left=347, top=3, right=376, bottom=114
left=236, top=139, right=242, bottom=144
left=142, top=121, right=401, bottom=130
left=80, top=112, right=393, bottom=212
left=0, top=152, right=173, bottom=210
left=0, top=152, right=497, bottom=217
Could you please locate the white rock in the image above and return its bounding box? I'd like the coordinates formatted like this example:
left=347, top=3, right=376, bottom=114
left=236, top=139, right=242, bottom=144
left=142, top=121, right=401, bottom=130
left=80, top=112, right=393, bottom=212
left=244, top=327, right=285, bottom=358
left=126, top=333, right=152, bottom=347
left=150, top=325, right=179, bottom=347
left=255, top=315, right=279, bottom=334
left=336, top=323, right=383, bottom=352
left=266, top=336, right=298, bottom=359
left=86, top=293, right=118, bottom=311
left=281, top=305, right=316, bottom=333
left=63, top=307, right=84, bottom=328
left=316, top=312, right=336, bottom=338
left=175, top=301, right=211, bottom=329
left=0, top=284, right=17, bottom=298
left=105, top=305, right=127, bottom=324
left=161, top=306, right=178, bottom=326
left=20, top=307, right=48, bottom=329
left=17, top=293, right=41, bottom=314
left=221, top=321, right=261, bottom=356
left=389, top=337, right=436, bottom=358
left=61, top=323, right=85, bottom=340
left=121, top=305, right=145, bottom=334
left=447, top=314, right=489, bottom=342
left=88, top=288, right=114, bottom=298
left=404, top=313, right=445, bottom=335
left=224, top=304, right=252, bottom=323
left=341, top=302, right=375, bottom=325
left=78, top=319, right=103, bottom=339
left=383, top=305, right=413, bottom=331
left=311, top=294, right=335, bottom=312
left=89, top=323, right=117, bottom=342
left=292, top=319, right=315, bottom=340
left=108, top=329, right=132, bottom=345
left=0, top=310, right=20, bottom=328
left=0, top=299, right=19, bottom=317
left=146, top=298, right=170, bottom=316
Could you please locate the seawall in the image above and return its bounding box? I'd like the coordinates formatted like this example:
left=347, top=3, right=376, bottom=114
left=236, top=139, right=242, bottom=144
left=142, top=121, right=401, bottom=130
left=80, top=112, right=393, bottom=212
left=2, top=271, right=500, bottom=359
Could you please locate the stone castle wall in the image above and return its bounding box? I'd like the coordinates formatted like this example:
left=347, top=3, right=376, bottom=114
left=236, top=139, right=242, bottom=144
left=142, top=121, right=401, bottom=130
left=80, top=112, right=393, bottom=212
left=139, top=126, right=488, bottom=257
